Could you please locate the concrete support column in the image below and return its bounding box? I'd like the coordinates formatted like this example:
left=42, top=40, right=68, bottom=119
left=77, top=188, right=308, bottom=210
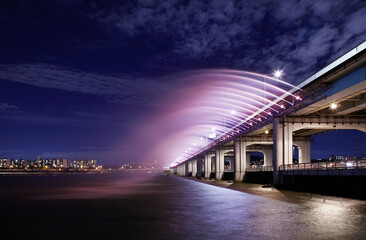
left=204, top=153, right=211, bottom=178
left=178, top=163, right=186, bottom=176
left=188, top=160, right=193, bottom=176
left=284, top=122, right=293, bottom=165
left=273, top=117, right=283, bottom=185
left=294, top=140, right=311, bottom=163
left=263, top=149, right=273, bottom=166
left=215, top=148, right=224, bottom=180
left=192, top=159, right=197, bottom=177
left=303, top=141, right=311, bottom=163
left=234, top=138, right=242, bottom=182
left=246, top=152, right=251, bottom=167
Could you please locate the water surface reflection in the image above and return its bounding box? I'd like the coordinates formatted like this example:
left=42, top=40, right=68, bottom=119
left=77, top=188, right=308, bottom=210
left=0, top=173, right=365, bottom=240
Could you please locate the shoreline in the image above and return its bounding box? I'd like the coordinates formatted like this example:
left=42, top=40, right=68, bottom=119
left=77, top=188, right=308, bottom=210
left=180, top=176, right=366, bottom=206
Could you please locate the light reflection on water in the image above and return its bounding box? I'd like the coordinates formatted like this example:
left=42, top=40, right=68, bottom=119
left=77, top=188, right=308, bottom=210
left=154, top=176, right=366, bottom=240
left=1, top=172, right=365, bottom=240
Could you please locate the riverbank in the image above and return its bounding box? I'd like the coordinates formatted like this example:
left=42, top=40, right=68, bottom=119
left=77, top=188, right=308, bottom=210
left=183, top=176, right=366, bottom=205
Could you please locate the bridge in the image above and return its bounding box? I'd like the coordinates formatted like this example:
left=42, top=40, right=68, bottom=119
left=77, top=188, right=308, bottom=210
left=173, top=40, right=366, bottom=186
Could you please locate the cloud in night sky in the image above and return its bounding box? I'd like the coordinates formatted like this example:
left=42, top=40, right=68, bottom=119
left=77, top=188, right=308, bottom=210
left=91, top=0, right=366, bottom=82
left=0, top=102, right=18, bottom=110
left=0, top=63, right=172, bottom=106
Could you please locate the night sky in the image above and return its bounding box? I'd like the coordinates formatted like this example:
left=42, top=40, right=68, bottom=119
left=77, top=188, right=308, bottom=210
left=1, top=0, right=366, bottom=166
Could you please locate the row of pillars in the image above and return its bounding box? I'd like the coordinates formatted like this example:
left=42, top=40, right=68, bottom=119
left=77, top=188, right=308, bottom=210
left=177, top=118, right=311, bottom=184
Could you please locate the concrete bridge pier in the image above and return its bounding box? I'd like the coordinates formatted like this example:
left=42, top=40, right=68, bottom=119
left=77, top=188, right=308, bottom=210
left=177, top=164, right=185, bottom=176
left=215, top=147, right=225, bottom=180
left=192, top=159, right=197, bottom=177
left=234, top=138, right=248, bottom=182
left=263, top=149, right=273, bottom=166
left=294, top=140, right=311, bottom=163
left=284, top=122, right=294, bottom=165
left=204, top=152, right=213, bottom=178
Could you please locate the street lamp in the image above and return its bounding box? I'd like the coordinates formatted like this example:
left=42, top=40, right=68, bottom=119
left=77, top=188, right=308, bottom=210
left=274, top=69, right=283, bottom=78
left=330, top=103, right=338, bottom=110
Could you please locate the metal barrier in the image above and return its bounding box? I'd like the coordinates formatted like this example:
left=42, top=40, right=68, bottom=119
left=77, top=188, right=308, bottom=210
left=279, top=159, right=366, bottom=171
left=246, top=166, right=274, bottom=172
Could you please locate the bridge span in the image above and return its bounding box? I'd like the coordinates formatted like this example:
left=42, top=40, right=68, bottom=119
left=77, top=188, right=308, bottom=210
left=173, top=40, right=366, bottom=186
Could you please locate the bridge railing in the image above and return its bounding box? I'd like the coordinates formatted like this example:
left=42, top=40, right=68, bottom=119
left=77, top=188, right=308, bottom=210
left=246, top=166, right=274, bottom=172
left=279, top=159, right=366, bottom=171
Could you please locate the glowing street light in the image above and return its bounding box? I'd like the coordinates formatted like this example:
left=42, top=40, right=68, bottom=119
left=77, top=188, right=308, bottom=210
left=265, top=130, right=269, bottom=134
left=274, top=69, right=283, bottom=78
left=330, top=103, right=338, bottom=110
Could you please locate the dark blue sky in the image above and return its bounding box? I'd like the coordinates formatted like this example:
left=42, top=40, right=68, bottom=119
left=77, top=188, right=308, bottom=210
left=0, top=0, right=366, bottom=165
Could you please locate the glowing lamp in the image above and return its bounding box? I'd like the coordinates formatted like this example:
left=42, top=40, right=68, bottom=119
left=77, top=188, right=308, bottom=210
left=330, top=103, right=338, bottom=109
left=274, top=69, right=283, bottom=78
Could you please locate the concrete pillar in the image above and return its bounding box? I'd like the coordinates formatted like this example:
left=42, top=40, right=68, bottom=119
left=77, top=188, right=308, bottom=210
left=215, top=148, right=224, bottom=180
left=246, top=152, right=251, bottom=167
left=188, top=160, right=192, bottom=176
left=273, top=117, right=283, bottom=185
left=178, top=163, right=186, bottom=176
left=294, top=140, right=311, bottom=163
left=204, top=153, right=211, bottom=178
left=234, top=138, right=242, bottom=182
left=284, top=122, right=293, bottom=165
left=192, top=159, right=197, bottom=177
left=264, top=149, right=273, bottom=166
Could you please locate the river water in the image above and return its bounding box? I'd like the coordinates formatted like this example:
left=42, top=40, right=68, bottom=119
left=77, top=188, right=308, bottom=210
left=0, top=172, right=365, bottom=240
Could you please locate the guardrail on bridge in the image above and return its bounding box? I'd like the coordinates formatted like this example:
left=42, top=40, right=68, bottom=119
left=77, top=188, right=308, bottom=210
left=246, top=166, right=274, bottom=172
left=279, top=160, right=366, bottom=171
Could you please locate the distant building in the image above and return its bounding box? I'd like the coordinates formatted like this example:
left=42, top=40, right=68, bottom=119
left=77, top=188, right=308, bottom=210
left=72, top=160, right=97, bottom=170
left=0, top=158, right=11, bottom=168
